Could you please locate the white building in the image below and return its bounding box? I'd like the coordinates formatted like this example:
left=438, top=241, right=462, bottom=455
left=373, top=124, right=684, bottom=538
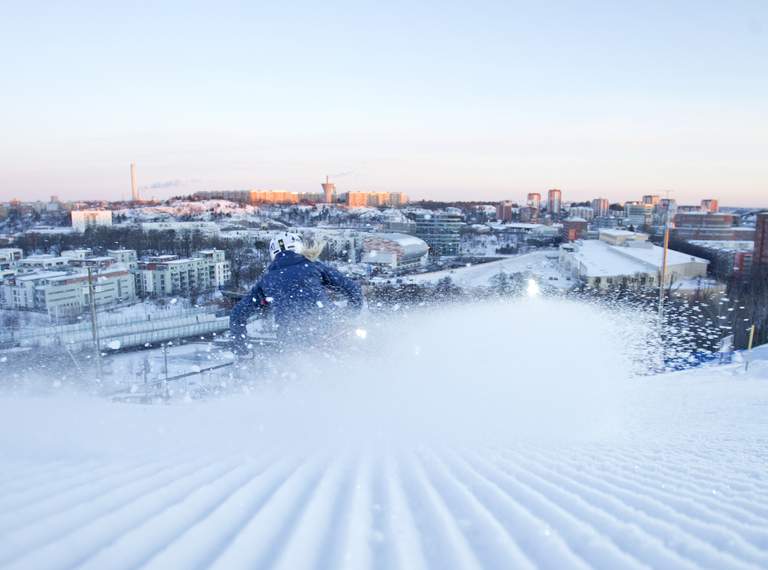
left=559, top=230, right=708, bottom=289
left=624, top=203, right=653, bottom=229
left=107, top=249, right=138, bottom=268
left=0, top=248, right=23, bottom=269
left=299, top=228, right=364, bottom=262
left=71, top=210, right=113, bottom=233
left=139, top=221, right=220, bottom=237
left=361, top=233, right=429, bottom=272
left=17, top=255, right=71, bottom=271
left=568, top=206, right=595, bottom=221
left=0, top=266, right=136, bottom=316
left=138, top=250, right=230, bottom=297
left=598, top=229, right=649, bottom=246
left=61, top=248, right=93, bottom=260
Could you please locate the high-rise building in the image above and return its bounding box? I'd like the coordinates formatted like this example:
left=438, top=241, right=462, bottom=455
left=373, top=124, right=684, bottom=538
left=321, top=176, right=336, bottom=204
left=527, top=193, right=541, bottom=210
left=754, top=212, right=768, bottom=268
left=346, top=192, right=368, bottom=207
left=409, top=211, right=464, bottom=256
left=624, top=203, right=653, bottom=229
left=591, top=198, right=609, bottom=217
left=130, top=162, right=140, bottom=202
left=642, top=194, right=660, bottom=206
left=547, top=189, right=562, bottom=216
left=496, top=201, right=515, bottom=222
left=388, top=192, right=409, bottom=206
left=701, top=199, right=719, bottom=213
left=658, top=198, right=677, bottom=213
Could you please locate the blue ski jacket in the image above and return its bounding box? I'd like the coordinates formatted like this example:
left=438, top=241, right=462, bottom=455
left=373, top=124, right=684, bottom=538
left=230, top=251, right=363, bottom=348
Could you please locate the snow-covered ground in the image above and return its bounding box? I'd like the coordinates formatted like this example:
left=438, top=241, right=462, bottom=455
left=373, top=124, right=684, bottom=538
left=405, top=250, right=571, bottom=289
left=1, top=300, right=767, bottom=569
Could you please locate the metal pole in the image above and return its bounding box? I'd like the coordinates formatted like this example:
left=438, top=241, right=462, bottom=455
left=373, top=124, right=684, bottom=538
left=163, top=343, right=169, bottom=381
left=87, top=267, right=103, bottom=378
left=745, top=324, right=756, bottom=372
left=658, top=203, right=671, bottom=322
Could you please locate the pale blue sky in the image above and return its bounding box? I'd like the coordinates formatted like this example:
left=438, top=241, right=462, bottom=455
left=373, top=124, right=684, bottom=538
left=1, top=0, right=766, bottom=205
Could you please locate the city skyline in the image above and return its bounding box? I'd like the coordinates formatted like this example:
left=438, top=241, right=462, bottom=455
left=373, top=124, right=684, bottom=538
left=1, top=1, right=766, bottom=206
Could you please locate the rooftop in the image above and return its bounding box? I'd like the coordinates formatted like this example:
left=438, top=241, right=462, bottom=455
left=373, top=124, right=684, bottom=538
left=565, top=240, right=708, bottom=277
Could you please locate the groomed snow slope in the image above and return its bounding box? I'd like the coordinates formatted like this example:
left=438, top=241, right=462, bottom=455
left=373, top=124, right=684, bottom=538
left=1, top=301, right=767, bottom=570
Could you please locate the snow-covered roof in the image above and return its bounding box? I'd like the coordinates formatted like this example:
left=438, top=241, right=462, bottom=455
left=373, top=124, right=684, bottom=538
left=363, top=233, right=429, bottom=257
left=598, top=229, right=642, bottom=237
left=14, top=271, right=70, bottom=282
left=688, top=240, right=755, bottom=252
left=565, top=240, right=708, bottom=277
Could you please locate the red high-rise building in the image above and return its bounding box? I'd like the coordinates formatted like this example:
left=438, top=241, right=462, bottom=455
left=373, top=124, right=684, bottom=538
left=754, top=212, right=768, bottom=268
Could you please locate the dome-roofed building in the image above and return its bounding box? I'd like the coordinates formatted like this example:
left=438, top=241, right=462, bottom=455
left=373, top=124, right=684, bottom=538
left=361, top=233, right=429, bottom=273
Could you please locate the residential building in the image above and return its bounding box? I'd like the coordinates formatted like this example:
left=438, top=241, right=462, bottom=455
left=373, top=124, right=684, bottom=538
left=547, top=189, right=562, bottom=216
left=17, top=255, right=71, bottom=271
left=0, top=267, right=136, bottom=316
left=496, top=201, right=515, bottom=222
left=248, top=190, right=299, bottom=204
left=61, top=248, right=93, bottom=260
left=344, top=191, right=408, bottom=207
left=672, top=213, right=754, bottom=241
left=0, top=248, right=23, bottom=269
left=192, top=190, right=251, bottom=203
left=388, top=192, right=409, bottom=206
left=192, top=189, right=299, bottom=205
left=138, top=250, right=231, bottom=297
left=568, top=206, right=594, bottom=221
left=624, top=203, right=653, bottom=229
left=688, top=240, right=754, bottom=278
left=107, top=249, right=138, bottom=268
left=346, top=192, right=369, bottom=207
left=562, top=218, right=588, bottom=241
left=755, top=212, right=768, bottom=268
left=591, top=198, right=609, bottom=217
left=519, top=207, right=539, bottom=223
left=642, top=194, right=661, bottom=206
left=71, top=209, right=113, bottom=232
left=139, top=221, right=220, bottom=237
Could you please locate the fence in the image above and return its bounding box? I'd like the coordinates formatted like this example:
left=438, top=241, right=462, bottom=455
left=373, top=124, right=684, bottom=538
left=0, top=307, right=230, bottom=353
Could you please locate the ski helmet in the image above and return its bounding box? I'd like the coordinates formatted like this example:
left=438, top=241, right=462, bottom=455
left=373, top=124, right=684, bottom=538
left=269, top=232, right=304, bottom=260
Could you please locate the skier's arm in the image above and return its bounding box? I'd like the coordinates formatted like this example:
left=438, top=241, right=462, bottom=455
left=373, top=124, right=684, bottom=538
left=229, top=284, right=268, bottom=347
left=317, top=263, right=363, bottom=309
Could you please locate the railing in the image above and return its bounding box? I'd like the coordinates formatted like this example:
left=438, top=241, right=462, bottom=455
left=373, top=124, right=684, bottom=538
left=0, top=307, right=230, bottom=352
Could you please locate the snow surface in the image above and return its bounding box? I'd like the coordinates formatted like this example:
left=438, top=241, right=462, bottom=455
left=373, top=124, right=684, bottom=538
left=1, top=300, right=768, bottom=569
left=405, top=251, right=569, bottom=289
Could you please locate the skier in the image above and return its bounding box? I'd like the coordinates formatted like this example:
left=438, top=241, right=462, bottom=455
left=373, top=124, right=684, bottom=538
left=229, top=232, right=363, bottom=355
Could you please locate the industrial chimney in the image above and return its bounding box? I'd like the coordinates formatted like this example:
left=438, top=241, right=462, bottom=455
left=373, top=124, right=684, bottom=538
left=130, top=162, right=140, bottom=202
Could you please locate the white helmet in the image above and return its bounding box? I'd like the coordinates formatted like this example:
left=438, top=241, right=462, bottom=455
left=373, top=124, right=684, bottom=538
left=269, top=232, right=304, bottom=260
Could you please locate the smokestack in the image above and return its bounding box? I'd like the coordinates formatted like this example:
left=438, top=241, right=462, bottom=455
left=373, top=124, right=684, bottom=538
left=130, top=162, right=140, bottom=202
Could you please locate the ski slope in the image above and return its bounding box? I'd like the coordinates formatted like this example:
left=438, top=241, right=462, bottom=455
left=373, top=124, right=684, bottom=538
left=1, top=301, right=767, bottom=569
